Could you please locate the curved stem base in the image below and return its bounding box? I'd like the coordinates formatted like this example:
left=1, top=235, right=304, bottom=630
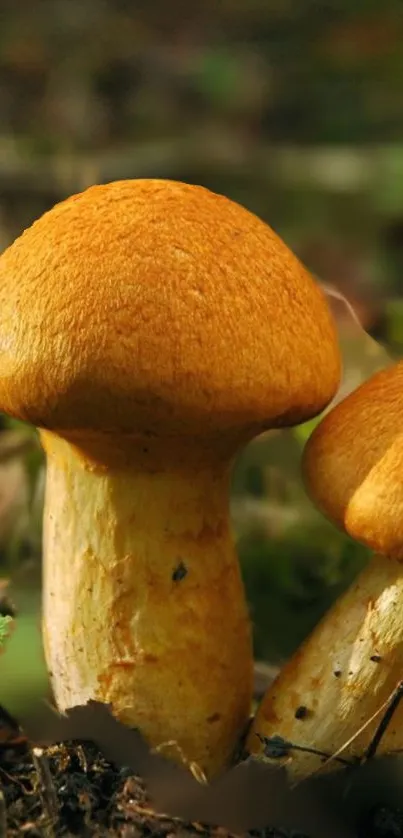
left=247, top=553, right=403, bottom=777
left=41, top=432, right=253, bottom=779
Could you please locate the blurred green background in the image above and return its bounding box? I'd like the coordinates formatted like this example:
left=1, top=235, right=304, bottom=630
left=0, top=0, right=402, bottom=713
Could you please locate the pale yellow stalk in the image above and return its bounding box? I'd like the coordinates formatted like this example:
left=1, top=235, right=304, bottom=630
left=247, top=552, right=403, bottom=776
left=41, top=431, right=253, bottom=779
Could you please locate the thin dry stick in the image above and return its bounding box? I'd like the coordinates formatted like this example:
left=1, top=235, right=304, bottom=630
left=257, top=733, right=355, bottom=769
left=31, top=747, right=59, bottom=838
left=364, top=680, right=403, bottom=760
left=308, top=679, right=403, bottom=779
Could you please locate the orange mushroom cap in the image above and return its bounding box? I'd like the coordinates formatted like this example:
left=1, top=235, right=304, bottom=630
left=0, top=179, right=340, bottom=440
left=303, top=361, right=403, bottom=558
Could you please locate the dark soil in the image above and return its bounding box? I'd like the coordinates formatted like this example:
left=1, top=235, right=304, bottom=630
left=1, top=664, right=403, bottom=837
left=3, top=730, right=403, bottom=838
left=0, top=735, right=303, bottom=838
left=0, top=660, right=296, bottom=838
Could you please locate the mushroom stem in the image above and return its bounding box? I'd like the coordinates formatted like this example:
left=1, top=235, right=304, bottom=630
left=247, top=551, right=403, bottom=777
left=41, top=431, right=253, bottom=778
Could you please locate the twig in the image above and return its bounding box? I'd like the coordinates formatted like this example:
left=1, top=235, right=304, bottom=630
left=365, top=680, right=403, bottom=761
left=303, top=679, right=403, bottom=782
left=257, top=733, right=356, bottom=768
left=31, top=747, right=59, bottom=838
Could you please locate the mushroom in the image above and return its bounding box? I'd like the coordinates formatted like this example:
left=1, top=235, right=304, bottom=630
left=0, top=179, right=340, bottom=778
left=247, top=360, right=403, bottom=777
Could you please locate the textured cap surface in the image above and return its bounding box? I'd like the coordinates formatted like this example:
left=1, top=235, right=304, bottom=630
left=303, top=361, right=403, bottom=557
left=0, top=179, right=340, bottom=437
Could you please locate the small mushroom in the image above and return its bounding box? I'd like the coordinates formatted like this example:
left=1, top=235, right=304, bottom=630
left=0, top=179, right=340, bottom=777
left=247, top=361, right=403, bottom=776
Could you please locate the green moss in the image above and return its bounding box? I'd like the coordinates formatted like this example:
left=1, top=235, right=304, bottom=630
left=239, top=524, right=369, bottom=662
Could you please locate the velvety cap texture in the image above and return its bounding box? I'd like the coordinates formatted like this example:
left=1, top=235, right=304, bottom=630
left=0, top=179, right=340, bottom=437
left=303, top=361, right=403, bottom=557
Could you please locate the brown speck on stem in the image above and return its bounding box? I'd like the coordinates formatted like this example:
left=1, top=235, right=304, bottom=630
left=143, top=654, right=158, bottom=664
left=294, top=705, right=309, bottom=720
left=172, top=561, right=187, bottom=582
left=206, top=712, right=221, bottom=723
left=370, top=654, right=382, bottom=663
